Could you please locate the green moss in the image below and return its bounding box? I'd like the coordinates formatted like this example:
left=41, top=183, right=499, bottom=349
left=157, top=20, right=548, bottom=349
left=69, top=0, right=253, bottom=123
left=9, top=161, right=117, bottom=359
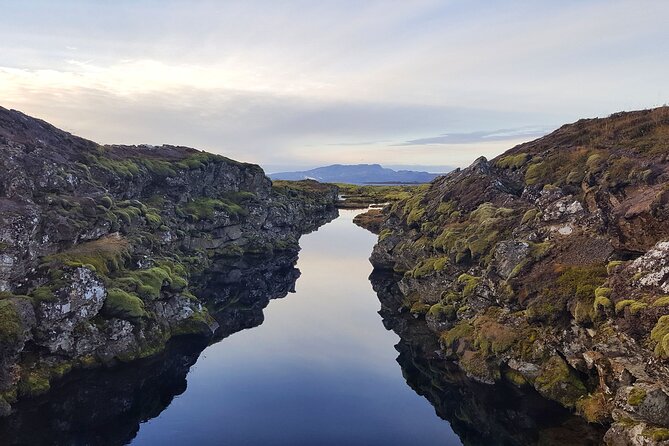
left=594, top=287, right=611, bottom=299
left=504, top=368, right=528, bottom=387
left=428, top=303, right=456, bottom=320
left=628, top=387, right=647, bottom=406
left=103, top=288, right=147, bottom=320
left=576, top=392, right=610, bottom=423
left=45, top=235, right=130, bottom=276
left=457, top=274, right=481, bottom=297
left=99, top=195, right=114, bottom=209
left=145, top=211, right=162, bottom=227
left=651, top=315, right=669, bottom=358
left=606, top=260, right=624, bottom=274
left=593, top=296, right=612, bottom=311
left=525, top=161, right=548, bottom=186
left=535, top=355, right=587, bottom=408
left=643, top=427, right=669, bottom=442
left=182, top=197, right=246, bottom=221
left=0, top=300, right=22, bottom=344
left=521, top=209, right=539, bottom=225
left=409, top=301, right=430, bottom=316
left=652, top=296, right=669, bottom=307
left=18, top=369, right=50, bottom=397
left=612, top=299, right=647, bottom=315
left=496, top=153, right=530, bottom=169
left=440, top=322, right=474, bottom=349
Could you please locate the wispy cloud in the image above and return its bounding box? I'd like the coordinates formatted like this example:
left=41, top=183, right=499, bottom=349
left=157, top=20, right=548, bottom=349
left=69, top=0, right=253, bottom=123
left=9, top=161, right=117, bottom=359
left=0, top=0, right=667, bottom=169
left=398, top=126, right=554, bottom=146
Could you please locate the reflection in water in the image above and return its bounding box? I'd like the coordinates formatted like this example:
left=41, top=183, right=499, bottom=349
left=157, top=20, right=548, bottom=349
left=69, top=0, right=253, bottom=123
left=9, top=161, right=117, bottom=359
left=370, top=271, right=606, bottom=446
left=0, top=210, right=605, bottom=445
left=0, top=252, right=301, bottom=446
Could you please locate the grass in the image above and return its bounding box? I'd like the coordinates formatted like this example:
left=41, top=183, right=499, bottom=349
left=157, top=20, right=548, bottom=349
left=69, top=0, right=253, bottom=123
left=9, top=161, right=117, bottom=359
left=44, top=234, right=130, bottom=276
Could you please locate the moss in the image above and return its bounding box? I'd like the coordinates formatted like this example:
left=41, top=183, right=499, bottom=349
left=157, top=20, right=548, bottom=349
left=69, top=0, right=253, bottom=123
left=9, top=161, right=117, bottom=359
left=45, top=235, right=130, bottom=277
left=651, top=315, right=669, bottom=358
left=652, top=296, right=669, bottom=307
left=503, top=368, right=528, bottom=387
left=525, top=161, right=548, bottom=186
left=30, top=286, right=56, bottom=302
left=643, top=427, right=669, bottom=442
left=576, top=392, right=610, bottom=423
left=593, top=296, right=612, bottom=311
left=99, top=195, right=114, bottom=209
left=145, top=211, right=162, bottom=227
left=440, top=322, right=474, bottom=349
left=428, top=303, right=456, bottom=320
left=615, top=299, right=648, bottom=314
left=0, top=300, right=22, bottom=344
left=18, top=369, right=50, bottom=397
left=521, top=209, right=539, bottom=225
left=628, top=387, right=647, bottom=406
left=606, top=260, right=624, bottom=274
left=409, top=301, right=430, bottom=316
left=182, top=197, right=246, bottom=221
left=457, top=274, right=481, bottom=297
left=473, top=316, right=519, bottom=355
left=103, top=288, right=147, bottom=320
left=534, top=355, right=587, bottom=408
left=459, top=350, right=500, bottom=382
left=594, top=287, right=611, bottom=299
left=496, top=153, right=530, bottom=169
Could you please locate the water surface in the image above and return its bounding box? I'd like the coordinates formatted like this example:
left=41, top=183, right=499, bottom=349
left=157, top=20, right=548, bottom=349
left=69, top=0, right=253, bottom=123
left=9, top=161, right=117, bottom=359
left=130, top=209, right=461, bottom=445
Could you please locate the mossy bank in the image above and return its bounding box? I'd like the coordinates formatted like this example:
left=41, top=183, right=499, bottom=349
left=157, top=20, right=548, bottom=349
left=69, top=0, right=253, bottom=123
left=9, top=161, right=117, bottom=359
left=0, top=107, right=338, bottom=415
left=369, top=107, right=669, bottom=445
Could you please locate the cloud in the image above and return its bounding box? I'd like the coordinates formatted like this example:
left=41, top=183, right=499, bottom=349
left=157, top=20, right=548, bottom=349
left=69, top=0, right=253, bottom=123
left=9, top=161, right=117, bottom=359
left=398, top=126, right=554, bottom=145
left=0, top=1, right=667, bottom=171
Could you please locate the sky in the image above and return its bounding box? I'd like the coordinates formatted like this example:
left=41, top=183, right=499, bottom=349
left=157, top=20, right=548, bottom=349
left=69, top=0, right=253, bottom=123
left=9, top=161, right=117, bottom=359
left=0, top=0, right=667, bottom=173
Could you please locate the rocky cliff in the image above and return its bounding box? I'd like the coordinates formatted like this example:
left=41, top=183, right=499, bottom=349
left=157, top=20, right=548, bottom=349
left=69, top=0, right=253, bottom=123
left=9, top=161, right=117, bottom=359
left=0, top=106, right=338, bottom=416
left=369, top=107, right=669, bottom=444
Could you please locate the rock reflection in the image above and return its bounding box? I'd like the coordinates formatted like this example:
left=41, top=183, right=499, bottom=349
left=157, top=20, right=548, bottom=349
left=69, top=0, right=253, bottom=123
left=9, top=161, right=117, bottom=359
left=370, top=271, right=606, bottom=446
left=0, top=252, right=303, bottom=446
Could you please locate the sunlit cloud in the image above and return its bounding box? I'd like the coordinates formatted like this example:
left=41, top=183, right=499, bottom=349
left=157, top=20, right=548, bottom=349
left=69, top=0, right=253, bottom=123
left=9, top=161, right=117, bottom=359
left=0, top=0, right=667, bottom=171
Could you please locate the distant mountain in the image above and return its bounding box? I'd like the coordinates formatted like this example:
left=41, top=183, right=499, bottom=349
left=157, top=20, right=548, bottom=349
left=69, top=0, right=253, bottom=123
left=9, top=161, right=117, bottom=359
left=268, top=164, right=444, bottom=184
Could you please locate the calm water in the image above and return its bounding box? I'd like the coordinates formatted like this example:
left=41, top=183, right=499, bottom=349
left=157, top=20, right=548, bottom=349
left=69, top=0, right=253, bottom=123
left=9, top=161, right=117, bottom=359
left=129, top=209, right=461, bottom=445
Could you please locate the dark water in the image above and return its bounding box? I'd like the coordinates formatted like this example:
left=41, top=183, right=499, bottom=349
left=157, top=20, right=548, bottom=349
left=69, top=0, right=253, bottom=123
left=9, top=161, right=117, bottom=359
left=130, top=209, right=461, bottom=445
left=0, top=210, right=606, bottom=445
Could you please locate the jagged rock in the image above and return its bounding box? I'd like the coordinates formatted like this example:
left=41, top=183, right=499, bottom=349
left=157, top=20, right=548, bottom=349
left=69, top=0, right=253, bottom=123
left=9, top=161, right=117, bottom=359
left=0, top=106, right=339, bottom=414
left=369, top=106, right=669, bottom=444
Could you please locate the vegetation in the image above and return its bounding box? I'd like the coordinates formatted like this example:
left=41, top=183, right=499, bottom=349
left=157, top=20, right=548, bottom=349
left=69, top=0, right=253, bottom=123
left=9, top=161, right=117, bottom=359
left=103, top=288, right=147, bottom=320
left=627, top=387, right=647, bottom=406
left=335, top=183, right=421, bottom=208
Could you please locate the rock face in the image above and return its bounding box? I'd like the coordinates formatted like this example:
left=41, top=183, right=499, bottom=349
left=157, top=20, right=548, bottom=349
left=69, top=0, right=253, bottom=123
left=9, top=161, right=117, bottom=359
left=0, top=106, right=338, bottom=414
left=369, top=107, right=669, bottom=444
left=0, top=250, right=302, bottom=444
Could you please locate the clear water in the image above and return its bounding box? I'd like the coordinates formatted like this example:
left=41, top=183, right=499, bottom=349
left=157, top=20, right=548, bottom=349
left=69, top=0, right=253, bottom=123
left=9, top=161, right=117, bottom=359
left=129, top=209, right=461, bottom=445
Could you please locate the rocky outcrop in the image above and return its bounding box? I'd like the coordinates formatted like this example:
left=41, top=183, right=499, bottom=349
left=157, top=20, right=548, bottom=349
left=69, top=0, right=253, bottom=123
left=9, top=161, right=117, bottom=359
left=0, top=250, right=302, bottom=444
left=0, top=106, right=338, bottom=415
left=369, top=107, right=669, bottom=444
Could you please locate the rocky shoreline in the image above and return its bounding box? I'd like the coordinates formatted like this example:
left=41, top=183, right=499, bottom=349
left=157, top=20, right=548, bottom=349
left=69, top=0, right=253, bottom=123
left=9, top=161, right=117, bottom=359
left=367, top=107, right=669, bottom=445
left=0, top=106, right=338, bottom=416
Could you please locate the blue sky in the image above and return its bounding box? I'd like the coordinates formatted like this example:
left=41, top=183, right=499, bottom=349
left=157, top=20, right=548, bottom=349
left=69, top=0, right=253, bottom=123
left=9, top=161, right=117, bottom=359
left=0, top=0, right=667, bottom=172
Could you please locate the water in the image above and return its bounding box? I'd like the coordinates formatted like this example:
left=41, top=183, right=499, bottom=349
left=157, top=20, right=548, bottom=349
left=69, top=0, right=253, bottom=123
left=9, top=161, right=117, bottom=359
left=129, top=209, right=460, bottom=445
left=1, top=209, right=605, bottom=445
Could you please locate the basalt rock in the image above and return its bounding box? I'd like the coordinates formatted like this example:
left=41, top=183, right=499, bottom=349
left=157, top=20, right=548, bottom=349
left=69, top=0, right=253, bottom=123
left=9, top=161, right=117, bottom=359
left=369, top=107, right=669, bottom=444
left=0, top=106, right=338, bottom=415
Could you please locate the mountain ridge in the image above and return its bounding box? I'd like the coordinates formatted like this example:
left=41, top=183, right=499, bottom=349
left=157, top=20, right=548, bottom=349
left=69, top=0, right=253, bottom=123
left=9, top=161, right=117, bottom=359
left=269, top=163, right=445, bottom=184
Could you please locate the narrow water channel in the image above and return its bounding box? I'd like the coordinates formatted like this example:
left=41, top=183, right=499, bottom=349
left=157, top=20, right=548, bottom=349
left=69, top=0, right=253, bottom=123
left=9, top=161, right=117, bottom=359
left=130, top=209, right=461, bottom=445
